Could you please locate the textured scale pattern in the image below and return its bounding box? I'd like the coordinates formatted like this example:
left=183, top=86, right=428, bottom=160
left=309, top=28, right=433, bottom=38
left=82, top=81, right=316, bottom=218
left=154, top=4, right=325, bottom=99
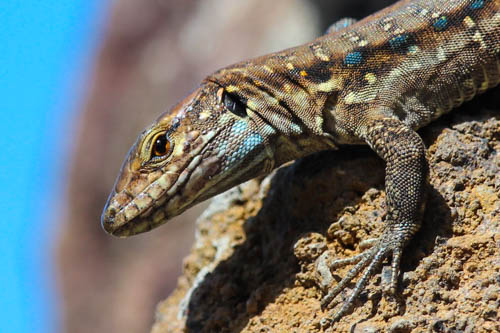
left=102, top=0, right=499, bottom=325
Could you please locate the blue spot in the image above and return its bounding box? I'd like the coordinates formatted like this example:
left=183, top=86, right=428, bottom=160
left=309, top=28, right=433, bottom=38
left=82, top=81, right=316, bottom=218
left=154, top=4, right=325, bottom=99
left=470, top=0, right=484, bottom=9
left=238, top=133, right=263, bottom=156
left=389, top=34, right=409, bottom=49
left=388, top=33, right=416, bottom=54
left=218, top=140, right=228, bottom=155
left=433, top=16, right=448, bottom=31
left=224, top=133, right=263, bottom=169
left=344, top=51, right=363, bottom=65
left=231, top=120, right=247, bottom=135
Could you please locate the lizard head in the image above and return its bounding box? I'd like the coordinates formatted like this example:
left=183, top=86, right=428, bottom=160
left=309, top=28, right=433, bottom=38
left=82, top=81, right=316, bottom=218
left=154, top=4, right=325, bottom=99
left=101, top=81, right=274, bottom=237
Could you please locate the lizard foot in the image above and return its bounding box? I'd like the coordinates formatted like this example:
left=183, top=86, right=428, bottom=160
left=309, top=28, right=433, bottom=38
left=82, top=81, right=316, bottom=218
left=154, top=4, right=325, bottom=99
left=319, top=232, right=404, bottom=323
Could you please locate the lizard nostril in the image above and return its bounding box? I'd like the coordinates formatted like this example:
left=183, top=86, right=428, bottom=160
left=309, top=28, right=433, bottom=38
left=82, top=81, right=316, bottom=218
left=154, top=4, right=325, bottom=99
left=108, top=207, right=117, bottom=218
left=102, top=207, right=117, bottom=228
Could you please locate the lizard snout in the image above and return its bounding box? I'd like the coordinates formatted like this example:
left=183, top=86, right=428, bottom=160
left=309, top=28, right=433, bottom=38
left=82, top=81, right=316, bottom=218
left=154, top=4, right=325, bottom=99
left=101, top=198, right=117, bottom=234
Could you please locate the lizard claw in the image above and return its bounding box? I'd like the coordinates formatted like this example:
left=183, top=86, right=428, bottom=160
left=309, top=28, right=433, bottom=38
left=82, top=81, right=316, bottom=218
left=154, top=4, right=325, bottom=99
left=318, top=233, right=405, bottom=322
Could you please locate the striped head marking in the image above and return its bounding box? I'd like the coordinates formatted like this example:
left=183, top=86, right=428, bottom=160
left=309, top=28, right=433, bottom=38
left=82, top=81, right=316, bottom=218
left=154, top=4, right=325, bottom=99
left=101, top=81, right=273, bottom=237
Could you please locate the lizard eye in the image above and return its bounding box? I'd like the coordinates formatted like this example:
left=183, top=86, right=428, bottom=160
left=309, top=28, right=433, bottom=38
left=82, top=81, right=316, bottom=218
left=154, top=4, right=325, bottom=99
left=151, top=133, right=172, bottom=159
left=223, top=92, right=247, bottom=117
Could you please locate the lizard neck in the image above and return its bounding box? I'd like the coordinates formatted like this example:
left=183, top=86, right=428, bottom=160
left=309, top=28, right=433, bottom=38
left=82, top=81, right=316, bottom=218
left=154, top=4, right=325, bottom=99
left=207, top=44, right=345, bottom=166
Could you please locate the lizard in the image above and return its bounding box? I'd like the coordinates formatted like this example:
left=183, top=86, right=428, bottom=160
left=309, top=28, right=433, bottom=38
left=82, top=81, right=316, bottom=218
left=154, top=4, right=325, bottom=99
left=101, top=0, right=499, bottom=324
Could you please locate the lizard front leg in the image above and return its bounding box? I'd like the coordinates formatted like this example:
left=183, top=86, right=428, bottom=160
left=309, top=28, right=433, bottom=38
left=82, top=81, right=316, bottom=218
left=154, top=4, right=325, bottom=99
left=321, top=116, right=427, bottom=322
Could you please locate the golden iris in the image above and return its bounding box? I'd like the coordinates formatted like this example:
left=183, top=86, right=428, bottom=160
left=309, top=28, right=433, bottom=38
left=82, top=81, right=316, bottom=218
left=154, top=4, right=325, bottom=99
left=152, top=133, right=170, bottom=157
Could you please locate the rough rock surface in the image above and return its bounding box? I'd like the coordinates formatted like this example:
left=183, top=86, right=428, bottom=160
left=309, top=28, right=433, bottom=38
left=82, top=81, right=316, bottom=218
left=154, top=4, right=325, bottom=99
left=152, top=90, right=499, bottom=332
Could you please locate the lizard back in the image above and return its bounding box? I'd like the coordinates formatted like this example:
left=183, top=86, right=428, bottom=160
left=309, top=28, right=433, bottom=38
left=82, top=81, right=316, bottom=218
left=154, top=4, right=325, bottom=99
left=210, top=0, right=499, bottom=143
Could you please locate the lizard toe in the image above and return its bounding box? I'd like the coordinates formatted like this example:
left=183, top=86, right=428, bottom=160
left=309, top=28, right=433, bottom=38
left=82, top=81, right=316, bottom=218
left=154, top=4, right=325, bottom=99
left=320, top=233, right=406, bottom=322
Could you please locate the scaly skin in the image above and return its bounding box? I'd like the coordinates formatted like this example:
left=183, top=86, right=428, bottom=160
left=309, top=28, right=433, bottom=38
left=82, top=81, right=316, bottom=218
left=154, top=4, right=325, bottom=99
left=102, top=0, right=499, bottom=323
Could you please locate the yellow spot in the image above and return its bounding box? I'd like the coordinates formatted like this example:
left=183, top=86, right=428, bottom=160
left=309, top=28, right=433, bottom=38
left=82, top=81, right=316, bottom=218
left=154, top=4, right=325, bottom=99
left=358, top=40, right=368, bottom=47
left=286, top=63, right=294, bottom=70
left=313, top=48, right=330, bottom=61
left=436, top=47, right=446, bottom=62
left=316, top=76, right=343, bottom=92
left=344, top=89, right=377, bottom=104
left=431, top=12, right=440, bottom=19
left=319, top=54, right=330, bottom=61
left=264, top=94, right=279, bottom=105
left=283, top=83, right=292, bottom=94
left=463, top=16, right=475, bottom=28
left=283, top=83, right=293, bottom=93
left=364, top=73, right=377, bottom=84
left=472, top=31, right=485, bottom=48
left=494, top=13, right=500, bottom=23
left=300, top=70, right=308, bottom=77
left=344, top=92, right=356, bottom=104
left=263, top=65, right=274, bottom=73
left=349, top=35, right=359, bottom=42
left=383, top=23, right=392, bottom=31
left=394, top=28, right=405, bottom=35
left=315, top=116, right=323, bottom=129
left=247, top=99, right=259, bottom=110
left=199, top=110, right=211, bottom=120
left=226, top=85, right=239, bottom=93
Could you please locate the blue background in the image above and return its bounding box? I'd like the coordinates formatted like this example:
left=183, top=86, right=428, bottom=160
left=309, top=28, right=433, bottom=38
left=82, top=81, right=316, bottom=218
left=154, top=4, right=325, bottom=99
left=0, top=1, right=106, bottom=332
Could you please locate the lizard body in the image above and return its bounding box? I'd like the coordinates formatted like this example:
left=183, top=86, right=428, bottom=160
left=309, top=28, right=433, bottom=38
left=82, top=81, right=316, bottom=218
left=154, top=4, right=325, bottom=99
left=102, top=0, right=499, bottom=323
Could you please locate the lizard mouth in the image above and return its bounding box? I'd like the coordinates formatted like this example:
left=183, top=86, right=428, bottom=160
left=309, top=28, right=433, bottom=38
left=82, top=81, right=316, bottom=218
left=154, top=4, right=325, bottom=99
left=101, top=129, right=220, bottom=237
left=104, top=157, right=216, bottom=237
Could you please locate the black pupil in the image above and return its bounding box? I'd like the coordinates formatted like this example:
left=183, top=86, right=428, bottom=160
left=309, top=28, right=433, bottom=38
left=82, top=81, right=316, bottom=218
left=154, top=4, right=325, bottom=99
left=224, top=93, right=247, bottom=117
left=154, top=135, right=168, bottom=155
